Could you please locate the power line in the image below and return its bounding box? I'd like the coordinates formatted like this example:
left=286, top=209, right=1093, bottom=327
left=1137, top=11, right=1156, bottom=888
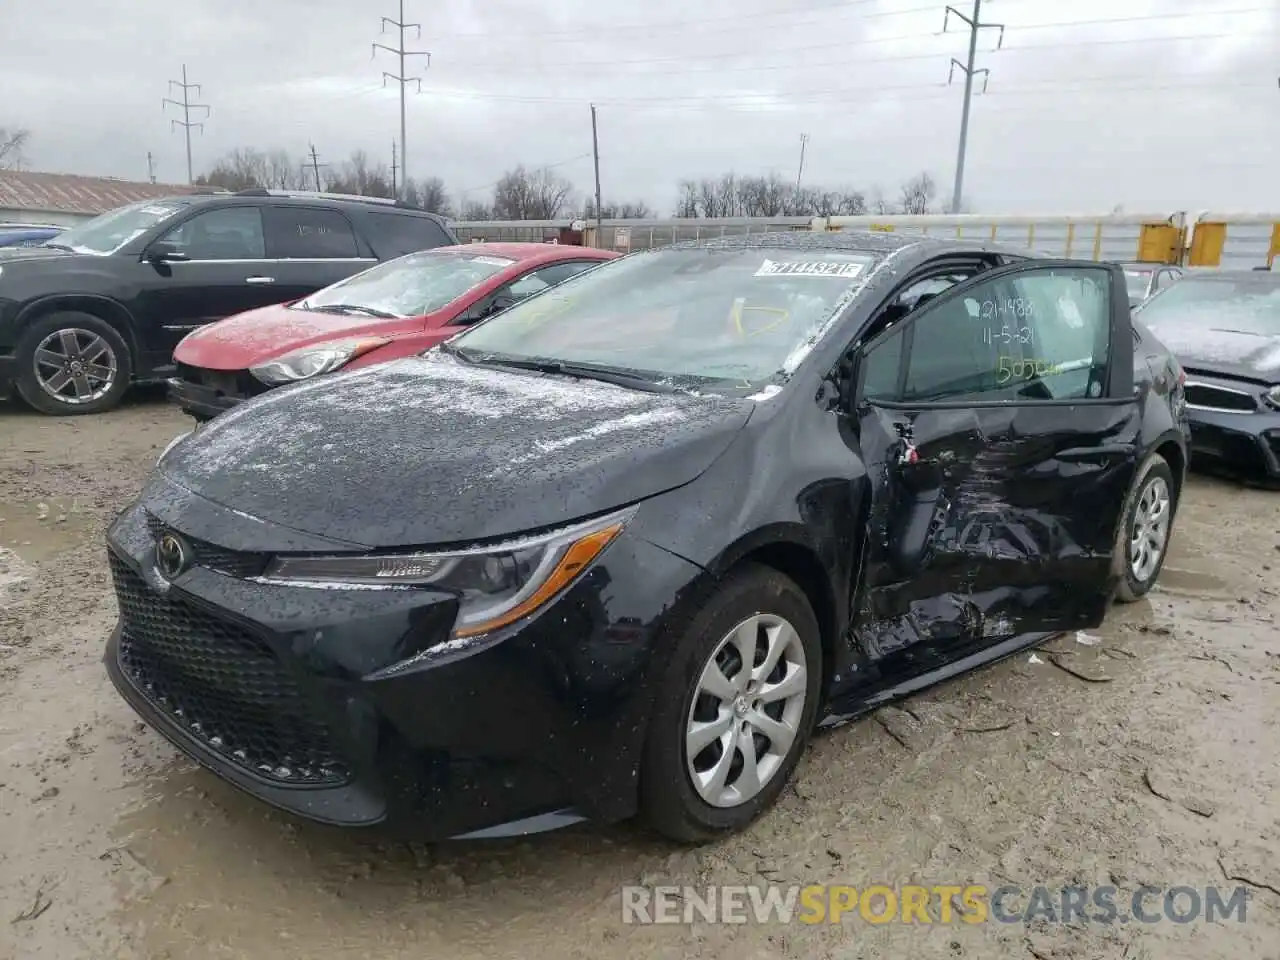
left=459, top=152, right=593, bottom=196
left=373, top=0, right=430, bottom=201
left=433, top=11, right=1270, bottom=75
left=162, top=64, right=210, bottom=185
left=425, top=3, right=1268, bottom=43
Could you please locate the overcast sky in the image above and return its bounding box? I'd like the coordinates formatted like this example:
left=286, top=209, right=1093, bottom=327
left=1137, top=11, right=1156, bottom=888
left=1, top=0, right=1275, bottom=215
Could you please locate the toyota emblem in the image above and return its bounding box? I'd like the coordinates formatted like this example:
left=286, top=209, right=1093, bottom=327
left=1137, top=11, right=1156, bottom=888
left=156, top=532, right=190, bottom=579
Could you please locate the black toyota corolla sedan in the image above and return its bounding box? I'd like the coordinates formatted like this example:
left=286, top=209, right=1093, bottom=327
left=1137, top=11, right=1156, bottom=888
left=104, top=232, right=1189, bottom=843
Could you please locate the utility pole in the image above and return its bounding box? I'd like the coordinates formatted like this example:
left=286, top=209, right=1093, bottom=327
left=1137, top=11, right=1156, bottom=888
left=943, top=1, right=1003, bottom=214
left=795, top=133, right=809, bottom=195
left=373, top=1, right=430, bottom=202
left=391, top=139, right=399, bottom=196
left=146, top=151, right=156, bottom=184
left=590, top=104, right=603, bottom=241
left=306, top=144, right=327, bottom=191
left=162, top=65, right=210, bottom=185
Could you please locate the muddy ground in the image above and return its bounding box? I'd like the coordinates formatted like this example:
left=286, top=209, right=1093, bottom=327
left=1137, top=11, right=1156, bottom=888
left=0, top=392, right=1277, bottom=960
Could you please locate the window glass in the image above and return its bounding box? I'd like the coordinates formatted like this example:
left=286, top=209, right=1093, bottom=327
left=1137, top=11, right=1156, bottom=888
left=887, top=267, right=1111, bottom=403
left=265, top=207, right=359, bottom=259
left=56, top=199, right=192, bottom=255
left=159, top=207, right=265, bottom=260
left=453, top=247, right=876, bottom=386
left=861, top=326, right=904, bottom=401
left=503, top=262, right=599, bottom=300
left=298, top=250, right=515, bottom=317
left=366, top=212, right=454, bottom=258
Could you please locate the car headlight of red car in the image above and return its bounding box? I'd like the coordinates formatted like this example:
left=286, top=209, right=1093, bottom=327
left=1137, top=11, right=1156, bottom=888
left=249, top=337, right=390, bottom=386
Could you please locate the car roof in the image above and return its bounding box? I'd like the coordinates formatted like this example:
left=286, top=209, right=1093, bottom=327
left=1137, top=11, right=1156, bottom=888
left=660, top=229, right=1028, bottom=265
left=433, top=242, right=615, bottom=262
left=153, top=191, right=452, bottom=226
left=1178, top=269, right=1280, bottom=282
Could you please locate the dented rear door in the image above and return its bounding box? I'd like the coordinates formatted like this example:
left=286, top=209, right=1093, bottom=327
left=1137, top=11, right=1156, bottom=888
left=850, top=259, right=1139, bottom=669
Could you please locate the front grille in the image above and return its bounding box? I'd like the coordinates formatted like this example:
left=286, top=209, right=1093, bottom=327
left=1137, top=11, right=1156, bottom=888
left=1184, top=382, right=1258, bottom=413
left=144, top=513, right=268, bottom=579
left=109, top=552, right=349, bottom=786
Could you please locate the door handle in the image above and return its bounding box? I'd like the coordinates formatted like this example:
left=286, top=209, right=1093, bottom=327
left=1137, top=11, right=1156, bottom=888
left=245, top=276, right=275, bottom=284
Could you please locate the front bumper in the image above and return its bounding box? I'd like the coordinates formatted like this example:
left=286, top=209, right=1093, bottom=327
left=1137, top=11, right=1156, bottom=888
left=1185, top=407, right=1280, bottom=479
left=102, top=496, right=701, bottom=838
left=0, top=353, right=16, bottom=398
left=167, top=364, right=271, bottom=421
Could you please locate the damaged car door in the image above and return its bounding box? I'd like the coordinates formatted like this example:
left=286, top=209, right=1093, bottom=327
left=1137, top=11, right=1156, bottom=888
left=848, top=259, right=1139, bottom=675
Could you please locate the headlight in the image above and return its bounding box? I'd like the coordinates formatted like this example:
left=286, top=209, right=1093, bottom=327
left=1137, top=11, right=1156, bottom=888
left=1266, top=385, right=1280, bottom=410
left=262, top=507, right=634, bottom=638
left=157, top=430, right=192, bottom=465
left=249, top=337, right=389, bottom=385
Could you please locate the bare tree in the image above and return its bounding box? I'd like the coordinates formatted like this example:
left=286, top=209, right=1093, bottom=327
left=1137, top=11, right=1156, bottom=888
left=582, top=199, right=653, bottom=219
left=898, top=172, right=937, bottom=215
left=0, top=127, right=29, bottom=170
left=491, top=165, right=575, bottom=219
left=459, top=199, right=492, bottom=220
left=198, top=148, right=272, bottom=191
left=401, top=176, right=452, bottom=216
left=674, top=180, right=700, bottom=218
left=326, top=150, right=394, bottom=198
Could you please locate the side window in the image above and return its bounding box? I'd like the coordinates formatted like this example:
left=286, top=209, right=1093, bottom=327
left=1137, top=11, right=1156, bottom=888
left=158, top=207, right=265, bottom=260
left=504, top=262, right=594, bottom=301
left=264, top=207, right=360, bottom=259
left=366, top=212, right=454, bottom=258
left=879, top=267, right=1112, bottom=404
left=860, top=326, right=905, bottom=401
left=535, top=260, right=599, bottom=287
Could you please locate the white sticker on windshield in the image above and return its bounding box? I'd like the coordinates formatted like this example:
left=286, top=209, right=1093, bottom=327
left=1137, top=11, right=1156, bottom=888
left=140, top=205, right=174, bottom=216
left=469, top=255, right=515, bottom=267
left=755, top=258, right=864, bottom=279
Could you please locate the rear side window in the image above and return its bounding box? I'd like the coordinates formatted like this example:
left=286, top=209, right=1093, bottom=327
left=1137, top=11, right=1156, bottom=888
left=264, top=206, right=360, bottom=259
left=365, top=212, right=455, bottom=258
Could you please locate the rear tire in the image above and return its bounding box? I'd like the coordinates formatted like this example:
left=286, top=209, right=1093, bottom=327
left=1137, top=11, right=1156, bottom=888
left=14, top=311, right=132, bottom=416
left=639, top=563, right=822, bottom=843
left=1112, top=453, right=1175, bottom=603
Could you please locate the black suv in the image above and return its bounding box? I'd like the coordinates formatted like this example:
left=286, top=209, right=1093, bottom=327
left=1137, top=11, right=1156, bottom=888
left=0, top=190, right=457, bottom=415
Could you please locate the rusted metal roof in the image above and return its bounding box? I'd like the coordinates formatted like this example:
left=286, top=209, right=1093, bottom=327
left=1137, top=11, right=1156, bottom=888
left=0, top=170, right=212, bottom=216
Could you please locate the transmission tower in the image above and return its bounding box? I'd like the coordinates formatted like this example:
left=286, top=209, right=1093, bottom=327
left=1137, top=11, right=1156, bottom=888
left=162, top=65, right=210, bottom=185
left=943, top=1, right=1003, bottom=213
left=373, top=1, right=430, bottom=201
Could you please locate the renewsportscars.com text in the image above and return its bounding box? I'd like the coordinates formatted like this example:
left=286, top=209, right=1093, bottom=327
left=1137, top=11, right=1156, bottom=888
left=621, top=884, right=1251, bottom=926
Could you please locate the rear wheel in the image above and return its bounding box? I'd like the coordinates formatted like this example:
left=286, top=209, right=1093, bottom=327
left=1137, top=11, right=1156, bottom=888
left=1113, top=453, right=1175, bottom=603
left=14, top=312, right=132, bottom=415
left=639, top=564, right=822, bottom=843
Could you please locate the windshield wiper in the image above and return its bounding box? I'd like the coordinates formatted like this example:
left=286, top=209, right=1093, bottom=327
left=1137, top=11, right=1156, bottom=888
left=306, top=303, right=400, bottom=319
left=1209, top=328, right=1267, bottom=337
left=450, top=348, right=677, bottom=393
left=41, top=242, right=75, bottom=252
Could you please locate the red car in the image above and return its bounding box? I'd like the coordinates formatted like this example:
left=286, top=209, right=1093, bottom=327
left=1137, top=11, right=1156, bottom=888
left=168, top=242, right=618, bottom=420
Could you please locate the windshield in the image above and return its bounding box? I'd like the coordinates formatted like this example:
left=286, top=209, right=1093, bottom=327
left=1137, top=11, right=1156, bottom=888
left=450, top=247, right=875, bottom=386
left=1139, top=275, right=1280, bottom=336
left=49, top=199, right=190, bottom=255
left=1122, top=269, right=1152, bottom=298
left=298, top=250, right=516, bottom=317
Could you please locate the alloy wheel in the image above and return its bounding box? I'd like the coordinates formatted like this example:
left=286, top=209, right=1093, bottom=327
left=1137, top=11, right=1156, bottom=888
left=1129, top=474, right=1171, bottom=583
left=32, top=328, right=118, bottom=405
left=684, top=613, right=808, bottom=809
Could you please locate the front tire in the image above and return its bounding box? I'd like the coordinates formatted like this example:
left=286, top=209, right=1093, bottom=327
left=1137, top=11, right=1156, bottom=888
left=1113, top=452, right=1175, bottom=603
left=14, top=312, right=132, bottom=416
left=640, top=563, right=823, bottom=843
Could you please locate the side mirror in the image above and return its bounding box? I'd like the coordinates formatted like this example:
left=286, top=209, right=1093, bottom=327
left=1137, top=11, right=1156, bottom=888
left=146, top=241, right=189, bottom=263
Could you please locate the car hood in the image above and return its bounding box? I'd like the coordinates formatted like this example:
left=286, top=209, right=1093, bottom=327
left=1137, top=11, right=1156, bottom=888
left=174, top=302, right=429, bottom=370
left=1144, top=318, right=1280, bottom=381
left=158, top=352, right=755, bottom=547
